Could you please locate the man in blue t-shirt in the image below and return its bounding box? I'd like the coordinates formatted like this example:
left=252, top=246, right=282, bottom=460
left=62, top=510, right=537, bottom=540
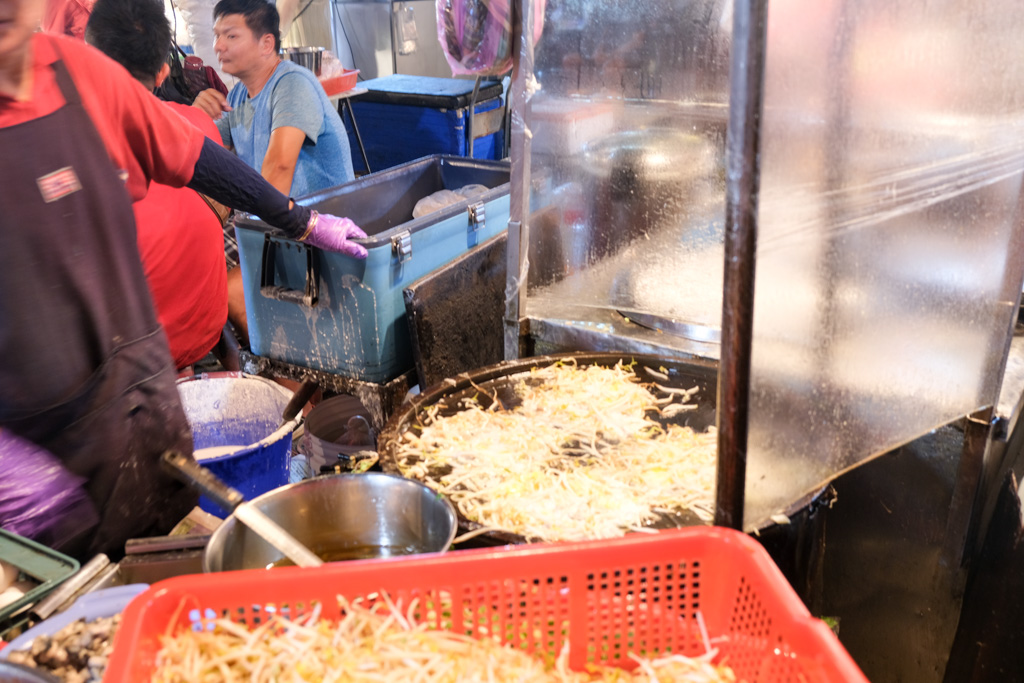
left=193, top=0, right=354, bottom=342
left=193, top=0, right=353, bottom=198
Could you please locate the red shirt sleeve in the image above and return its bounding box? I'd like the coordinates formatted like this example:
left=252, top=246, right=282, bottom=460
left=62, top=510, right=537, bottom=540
left=29, top=35, right=206, bottom=202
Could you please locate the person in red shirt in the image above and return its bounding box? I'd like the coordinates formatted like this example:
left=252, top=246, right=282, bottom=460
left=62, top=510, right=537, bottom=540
left=42, top=0, right=93, bottom=40
left=0, top=0, right=367, bottom=559
left=85, top=0, right=228, bottom=370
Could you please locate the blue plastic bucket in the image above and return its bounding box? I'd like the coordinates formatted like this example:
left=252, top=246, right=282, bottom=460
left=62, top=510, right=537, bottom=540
left=176, top=373, right=302, bottom=515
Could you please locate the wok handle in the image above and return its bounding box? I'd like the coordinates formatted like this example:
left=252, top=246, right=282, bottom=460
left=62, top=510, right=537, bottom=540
left=161, top=451, right=245, bottom=513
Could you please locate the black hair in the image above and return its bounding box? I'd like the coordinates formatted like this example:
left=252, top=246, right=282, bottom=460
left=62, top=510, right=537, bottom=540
left=85, top=0, right=171, bottom=83
left=213, top=0, right=282, bottom=52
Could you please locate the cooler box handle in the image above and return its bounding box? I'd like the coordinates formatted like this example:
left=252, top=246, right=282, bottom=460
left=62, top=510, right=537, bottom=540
left=260, top=233, right=320, bottom=307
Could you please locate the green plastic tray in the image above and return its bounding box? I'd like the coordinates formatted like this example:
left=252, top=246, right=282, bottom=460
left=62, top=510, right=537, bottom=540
left=0, top=529, right=79, bottom=636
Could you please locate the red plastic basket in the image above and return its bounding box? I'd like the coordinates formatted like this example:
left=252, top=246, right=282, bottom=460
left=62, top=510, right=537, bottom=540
left=104, top=527, right=867, bottom=682
left=320, top=68, right=359, bottom=96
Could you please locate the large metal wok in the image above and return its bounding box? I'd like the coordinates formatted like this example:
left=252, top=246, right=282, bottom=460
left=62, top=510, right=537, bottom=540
left=378, top=352, right=832, bottom=606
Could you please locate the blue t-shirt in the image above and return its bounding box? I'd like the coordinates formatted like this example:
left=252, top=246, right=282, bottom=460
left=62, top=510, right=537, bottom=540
left=217, top=60, right=354, bottom=197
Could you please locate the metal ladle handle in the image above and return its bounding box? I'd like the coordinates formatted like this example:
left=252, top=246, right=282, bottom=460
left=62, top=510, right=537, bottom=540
left=160, top=451, right=323, bottom=568
left=162, top=451, right=244, bottom=513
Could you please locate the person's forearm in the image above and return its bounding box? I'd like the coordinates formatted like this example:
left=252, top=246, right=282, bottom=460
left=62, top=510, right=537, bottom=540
left=261, top=158, right=297, bottom=197
left=262, top=126, right=306, bottom=196
left=187, top=138, right=311, bottom=239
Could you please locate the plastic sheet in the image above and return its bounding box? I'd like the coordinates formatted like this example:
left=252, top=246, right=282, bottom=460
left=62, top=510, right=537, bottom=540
left=517, top=0, right=1024, bottom=531
left=743, top=0, right=1024, bottom=527
left=0, top=431, right=98, bottom=552
left=522, top=0, right=731, bottom=324
left=437, top=0, right=546, bottom=76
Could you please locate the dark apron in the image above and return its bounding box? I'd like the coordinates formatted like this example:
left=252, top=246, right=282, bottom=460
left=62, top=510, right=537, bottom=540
left=0, top=55, right=197, bottom=559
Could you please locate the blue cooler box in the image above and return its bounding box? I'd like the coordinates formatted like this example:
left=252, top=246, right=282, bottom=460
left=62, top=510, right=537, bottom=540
left=346, top=75, right=505, bottom=173
left=235, top=155, right=511, bottom=383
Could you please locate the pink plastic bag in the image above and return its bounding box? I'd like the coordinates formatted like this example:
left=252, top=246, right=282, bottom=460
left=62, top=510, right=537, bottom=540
left=437, top=0, right=546, bottom=76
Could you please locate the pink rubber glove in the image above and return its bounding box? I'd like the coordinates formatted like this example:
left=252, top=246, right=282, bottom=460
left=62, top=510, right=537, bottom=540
left=300, top=211, right=369, bottom=258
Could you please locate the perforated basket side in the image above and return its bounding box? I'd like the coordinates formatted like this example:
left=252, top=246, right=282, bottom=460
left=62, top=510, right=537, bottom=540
left=105, top=528, right=867, bottom=683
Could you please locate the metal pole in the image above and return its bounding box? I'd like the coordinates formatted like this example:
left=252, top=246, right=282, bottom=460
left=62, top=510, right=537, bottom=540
left=941, top=406, right=994, bottom=569
left=504, top=0, right=535, bottom=360
left=715, top=0, right=768, bottom=530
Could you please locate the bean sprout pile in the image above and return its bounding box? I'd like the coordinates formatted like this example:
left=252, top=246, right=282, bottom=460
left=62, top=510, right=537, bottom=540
left=396, top=361, right=718, bottom=541
left=151, top=594, right=736, bottom=683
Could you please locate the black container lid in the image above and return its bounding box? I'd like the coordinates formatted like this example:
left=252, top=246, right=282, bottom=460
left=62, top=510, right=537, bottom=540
left=357, top=74, right=503, bottom=109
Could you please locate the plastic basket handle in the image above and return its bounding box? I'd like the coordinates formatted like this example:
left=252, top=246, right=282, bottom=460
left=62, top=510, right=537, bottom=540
left=260, top=232, right=320, bottom=307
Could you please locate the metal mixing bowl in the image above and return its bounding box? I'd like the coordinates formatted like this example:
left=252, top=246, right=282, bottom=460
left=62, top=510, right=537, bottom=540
left=203, top=473, right=457, bottom=572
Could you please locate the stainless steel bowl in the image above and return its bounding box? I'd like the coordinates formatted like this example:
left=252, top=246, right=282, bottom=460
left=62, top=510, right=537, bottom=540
left=280, top=46, right=324, bottom=76
left=203, top=473, right=457, bottom=572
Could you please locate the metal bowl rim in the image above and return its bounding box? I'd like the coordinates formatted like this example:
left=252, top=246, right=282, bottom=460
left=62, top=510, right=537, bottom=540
left=203, top=472, right=458, bottom=572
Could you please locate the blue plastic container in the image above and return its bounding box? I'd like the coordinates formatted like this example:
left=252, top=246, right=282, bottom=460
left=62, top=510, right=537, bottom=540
left=235, top=155, right=511, bottom=383
left=176, top=373, right=301, bottom=515
left=346, top=75, right=505, bottom=173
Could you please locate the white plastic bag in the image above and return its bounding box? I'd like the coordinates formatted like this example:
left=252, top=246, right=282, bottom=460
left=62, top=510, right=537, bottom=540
left=413, top=189, right=464, bottom=219
left=412, top=185, right=493, bottom=218
left=319, top=50, right=344, bottom=80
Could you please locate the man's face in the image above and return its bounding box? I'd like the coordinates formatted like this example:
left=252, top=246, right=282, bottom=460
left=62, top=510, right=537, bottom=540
left=0, top=0, right=43, bottom=64
left=212, top=13, right=271, bottom=77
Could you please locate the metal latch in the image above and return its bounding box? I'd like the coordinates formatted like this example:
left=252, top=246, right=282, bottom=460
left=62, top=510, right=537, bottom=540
left=468, top=202, right=486, bottom=232
left=391, top=230, right=412, bottom=263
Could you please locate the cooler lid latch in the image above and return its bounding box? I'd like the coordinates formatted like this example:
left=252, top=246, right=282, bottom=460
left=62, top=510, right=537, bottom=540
left=468, top=202, right=486, bottom=233
left=391, top=230, right=413, bottom=263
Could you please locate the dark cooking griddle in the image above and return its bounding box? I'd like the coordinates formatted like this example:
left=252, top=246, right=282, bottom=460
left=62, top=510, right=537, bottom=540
left=377, top=352, right=834, bottom=611
left=378, top=352, right=721, bottom=546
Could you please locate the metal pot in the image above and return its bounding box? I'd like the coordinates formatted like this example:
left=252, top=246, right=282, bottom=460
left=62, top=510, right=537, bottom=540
left=581, top=128, right=717, bottom=261
left=303, top=394, right=376, bottom=473
left=280, top=46, right=324, bottom=76
left=203, top=473, right=457, bottom=572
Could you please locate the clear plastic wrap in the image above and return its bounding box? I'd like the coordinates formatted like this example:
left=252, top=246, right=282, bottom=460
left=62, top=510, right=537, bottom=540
left=740, top=0, right=1024, bottom=527
left=517, top=0, right=1024, bottom=530
left=437, top=0, right=546, bottom=76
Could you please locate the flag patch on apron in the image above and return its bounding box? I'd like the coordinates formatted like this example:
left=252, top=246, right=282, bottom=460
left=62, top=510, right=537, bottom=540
left=37, top=166, right=83, bottom=203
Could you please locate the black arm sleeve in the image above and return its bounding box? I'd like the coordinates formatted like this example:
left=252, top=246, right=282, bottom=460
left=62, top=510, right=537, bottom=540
left=187, top=137, right=312, bottom=239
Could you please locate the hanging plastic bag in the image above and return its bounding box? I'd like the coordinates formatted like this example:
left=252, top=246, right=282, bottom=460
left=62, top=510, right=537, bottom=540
left=437, top=0, right=546, bottom=76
